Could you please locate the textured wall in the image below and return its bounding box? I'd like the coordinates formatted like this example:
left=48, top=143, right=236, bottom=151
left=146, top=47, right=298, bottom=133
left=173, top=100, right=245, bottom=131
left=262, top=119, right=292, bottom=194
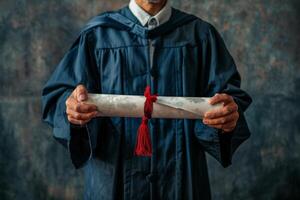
left=0, top=0, right=299, bottom=199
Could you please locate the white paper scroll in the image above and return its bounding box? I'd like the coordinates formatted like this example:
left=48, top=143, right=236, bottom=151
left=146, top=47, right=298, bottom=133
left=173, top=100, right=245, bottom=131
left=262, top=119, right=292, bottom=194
left=86, top=94, right=223, bottom=119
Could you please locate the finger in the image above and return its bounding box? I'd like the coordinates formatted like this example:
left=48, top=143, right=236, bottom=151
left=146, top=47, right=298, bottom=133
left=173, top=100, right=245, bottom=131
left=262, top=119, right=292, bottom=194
left=209, top=93, right=233, bottom=105
left=75, top=103, right=98, bottom=113
left=223, top=128, right=235, bottom=133
left=203, top=111, right=239, bottom=125
left=205, top=120, right=237, bottom=131
left=67, top=99, right=97, bottom=113
left=75, top=84, right=88, bottom=102
left=66, top=108, right=98, bottom=120
left=67, top=116, right=90, bottom=126
left=204, top=102, right=238, bottom=119
left=222, top=120, right=237, bottom=132
left=65, top=95, right=77, bottom=109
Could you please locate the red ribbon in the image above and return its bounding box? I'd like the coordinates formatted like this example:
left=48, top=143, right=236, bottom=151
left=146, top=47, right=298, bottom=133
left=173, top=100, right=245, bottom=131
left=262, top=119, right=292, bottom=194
left=134, top=86, right=157, bottom=156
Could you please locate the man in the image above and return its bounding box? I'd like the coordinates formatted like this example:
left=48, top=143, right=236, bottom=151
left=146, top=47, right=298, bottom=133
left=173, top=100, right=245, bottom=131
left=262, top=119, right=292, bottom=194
left=42, top=0, right=252, bottom=199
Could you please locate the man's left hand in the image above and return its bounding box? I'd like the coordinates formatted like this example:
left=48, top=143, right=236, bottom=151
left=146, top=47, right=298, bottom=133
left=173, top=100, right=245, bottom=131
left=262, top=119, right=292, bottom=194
left=203, top=93, right=239, bottom=133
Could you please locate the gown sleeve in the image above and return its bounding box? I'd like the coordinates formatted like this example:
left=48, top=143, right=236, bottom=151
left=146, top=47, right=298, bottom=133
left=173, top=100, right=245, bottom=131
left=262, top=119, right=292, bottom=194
left=41, top=30, right=102, bottom=169
left=194, top=23, right=253, bottom=167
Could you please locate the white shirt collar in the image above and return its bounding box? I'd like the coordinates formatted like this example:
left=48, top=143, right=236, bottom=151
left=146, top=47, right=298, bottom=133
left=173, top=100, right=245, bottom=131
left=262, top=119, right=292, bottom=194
left=129, top=0, right=172, bottom=27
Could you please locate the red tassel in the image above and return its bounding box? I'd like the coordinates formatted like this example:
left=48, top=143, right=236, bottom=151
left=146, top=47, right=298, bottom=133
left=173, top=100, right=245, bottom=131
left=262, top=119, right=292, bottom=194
left=134, top=117, right=152, bottom=156
left=134, top=86, right=157, bottom=157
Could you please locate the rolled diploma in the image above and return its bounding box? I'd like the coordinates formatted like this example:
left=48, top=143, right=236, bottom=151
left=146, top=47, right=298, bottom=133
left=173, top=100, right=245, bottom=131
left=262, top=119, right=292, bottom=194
left=86, top=94, right=223, bottom=119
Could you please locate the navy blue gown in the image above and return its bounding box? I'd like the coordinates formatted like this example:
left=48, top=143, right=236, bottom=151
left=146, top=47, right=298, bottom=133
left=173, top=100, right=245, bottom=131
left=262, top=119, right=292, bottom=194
left=42, top=6, right=252, bottom=200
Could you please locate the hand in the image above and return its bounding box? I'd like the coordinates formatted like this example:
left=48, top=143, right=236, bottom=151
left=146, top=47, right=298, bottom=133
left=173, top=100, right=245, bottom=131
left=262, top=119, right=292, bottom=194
left=203, top=93, right=239, bottom=133
left=65, top=85, right=98, bottom=125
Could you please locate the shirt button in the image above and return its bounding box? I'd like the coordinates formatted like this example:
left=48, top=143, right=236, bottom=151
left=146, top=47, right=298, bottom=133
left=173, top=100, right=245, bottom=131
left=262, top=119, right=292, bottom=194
left=148, top=17, right=158, bottom=28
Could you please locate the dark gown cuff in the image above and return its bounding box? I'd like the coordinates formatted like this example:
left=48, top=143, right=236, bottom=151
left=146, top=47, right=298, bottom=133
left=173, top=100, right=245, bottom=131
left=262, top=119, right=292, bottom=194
left=217, top=128, right=234, bottom=167
left=69, top=123, right=92, bottom=169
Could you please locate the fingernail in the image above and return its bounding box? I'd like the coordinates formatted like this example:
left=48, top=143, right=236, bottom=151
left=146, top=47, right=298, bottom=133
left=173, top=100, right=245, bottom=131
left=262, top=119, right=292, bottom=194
left=79, top=94, right=85, bottom=101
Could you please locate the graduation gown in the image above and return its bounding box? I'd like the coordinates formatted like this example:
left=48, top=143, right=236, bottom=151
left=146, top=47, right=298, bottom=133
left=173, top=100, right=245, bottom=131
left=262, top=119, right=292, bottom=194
left=42, top=6, right=252, bottom=200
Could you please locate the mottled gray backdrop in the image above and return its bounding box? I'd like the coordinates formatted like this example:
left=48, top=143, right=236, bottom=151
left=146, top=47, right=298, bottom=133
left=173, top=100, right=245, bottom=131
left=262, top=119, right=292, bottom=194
left=0, top=0, right=299, bottom=199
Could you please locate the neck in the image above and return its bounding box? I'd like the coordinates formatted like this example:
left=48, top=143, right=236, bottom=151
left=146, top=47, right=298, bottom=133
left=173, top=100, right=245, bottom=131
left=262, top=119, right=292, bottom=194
left=135, top=0, right=167, bottom=16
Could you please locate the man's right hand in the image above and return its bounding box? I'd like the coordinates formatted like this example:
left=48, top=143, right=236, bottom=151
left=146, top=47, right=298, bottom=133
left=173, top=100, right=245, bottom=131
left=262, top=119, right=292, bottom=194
left=65, top=85, right=98, bottom=125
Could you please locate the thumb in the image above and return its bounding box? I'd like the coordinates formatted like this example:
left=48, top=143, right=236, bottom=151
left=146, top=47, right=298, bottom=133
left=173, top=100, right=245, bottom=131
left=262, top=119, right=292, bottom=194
left=75, top=84, right=88, bottom=102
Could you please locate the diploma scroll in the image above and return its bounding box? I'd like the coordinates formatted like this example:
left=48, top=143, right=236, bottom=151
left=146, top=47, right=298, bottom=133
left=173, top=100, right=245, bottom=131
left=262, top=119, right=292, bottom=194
left=86, top=94, right=223, bottom=119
